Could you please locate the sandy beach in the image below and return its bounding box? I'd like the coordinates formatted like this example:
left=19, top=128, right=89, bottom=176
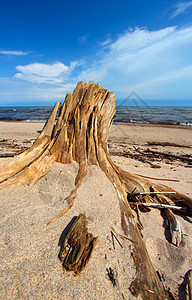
left=0, top=121, right=192, bottom=299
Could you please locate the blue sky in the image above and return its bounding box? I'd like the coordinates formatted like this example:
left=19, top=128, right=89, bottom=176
left=0, top=0, right=192, bottom=106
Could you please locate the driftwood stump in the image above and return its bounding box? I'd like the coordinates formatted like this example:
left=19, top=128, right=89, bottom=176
left=0, top=81, right=192, bottom=299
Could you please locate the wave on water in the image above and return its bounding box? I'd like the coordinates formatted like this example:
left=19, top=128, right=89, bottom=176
left=114, top=106, right=192, bottom=126
left=0, top=117, right=26, bottom=122
left=0, top=107, right=55, bottom=123
left=0, top=106, right=192, bottom=126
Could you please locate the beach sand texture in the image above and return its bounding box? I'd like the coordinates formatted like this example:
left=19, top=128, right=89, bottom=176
left=0, top=121, right=192, bottom=299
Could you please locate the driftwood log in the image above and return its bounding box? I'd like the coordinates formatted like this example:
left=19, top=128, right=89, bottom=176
left=0, top=81, right=192, bottom=299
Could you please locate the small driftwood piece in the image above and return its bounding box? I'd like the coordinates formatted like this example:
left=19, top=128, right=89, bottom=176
left=164, top=208, right=182, bottom=247
left=106, top=267, right=117, bottom=286
left=0, top=152, right=16, bottom=157
left=180, top=270, right=192, bottom=300
left=59, top=214, right=99, bottom=274
left=134, top=173, right=179, bottom=182
left=146, top=148, right=192, bottom=164
left=132, top=191, right=176, bottom=196
left=147, top=141, right=192, bottom=148
left=134, top=202, right=186, bottom=212
left=111, top=230, right=123, bottom=248
left=187, top=270, right=192, bottom=300
left=131, top=146, right=161, bottom=168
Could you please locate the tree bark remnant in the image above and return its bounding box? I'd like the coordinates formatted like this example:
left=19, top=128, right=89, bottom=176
left=59, top=213, right=99, bottom=275
left=0, top=81, right=192, bottom=299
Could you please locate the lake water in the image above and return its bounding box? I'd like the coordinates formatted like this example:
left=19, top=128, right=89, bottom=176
left=0, top=106, right=191, bottom=126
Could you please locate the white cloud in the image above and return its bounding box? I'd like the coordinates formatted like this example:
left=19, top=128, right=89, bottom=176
left=78, top=26, right=192, bottom=99
left=2, top=26, right=192, bottom=103
left=0, top=76, right=77, bottom=104
left=80, top=26, right=177, bottom=82
left=31, top=84, right=77, bottom=99
left=0, top=50, right=28, bottom=56
left=99, top=38, right=112, bottom=47
left=171, top=1, right=192, bottom=18
left=78, top=34, right=89, bottom=44
left=110, top=27, right=176, bottom=52
left=125, top=65, right=192, bottom=92
left=14, top=62, right=77, bottom=84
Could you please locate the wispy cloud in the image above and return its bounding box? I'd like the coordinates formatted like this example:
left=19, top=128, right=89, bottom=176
left=171, top=1, right=192, bottom=18
left=79, top=27, right=177, bottom=82
left=0, top=76, right=76, bottom=104
left=14, top=61, right=78, bottom=84
left=99, top=38, right=112, bottom=48
left=78, top=26, right=192, bottom=99
left=30, top=84, right=76, bottom=99
left=1, top=26, right=192, bottom=103
left=78, top=34, right=89, bottom=44
left=0, top=50, right=28, bottom=56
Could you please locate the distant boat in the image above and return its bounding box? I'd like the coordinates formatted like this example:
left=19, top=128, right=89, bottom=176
left=13, top=109, right=17, bottom=112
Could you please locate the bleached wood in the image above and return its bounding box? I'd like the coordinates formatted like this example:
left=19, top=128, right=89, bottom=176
left=135, top=202, right=186, bottom=211
left=0, top=101, right=59, bottom=184
left=39, top=101, right=59, bottom=138
left=164, top=208, right=182, bottom=247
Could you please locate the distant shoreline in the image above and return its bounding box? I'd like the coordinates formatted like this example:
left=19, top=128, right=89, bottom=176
left=0, top=120, right=192, bottom=128
left=113, top=121, right=192, bottom=128
left=0, top=120, right=192, bottom=131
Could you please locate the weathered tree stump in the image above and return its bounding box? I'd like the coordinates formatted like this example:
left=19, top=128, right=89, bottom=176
left=0, top=81, right=192, bottom=299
